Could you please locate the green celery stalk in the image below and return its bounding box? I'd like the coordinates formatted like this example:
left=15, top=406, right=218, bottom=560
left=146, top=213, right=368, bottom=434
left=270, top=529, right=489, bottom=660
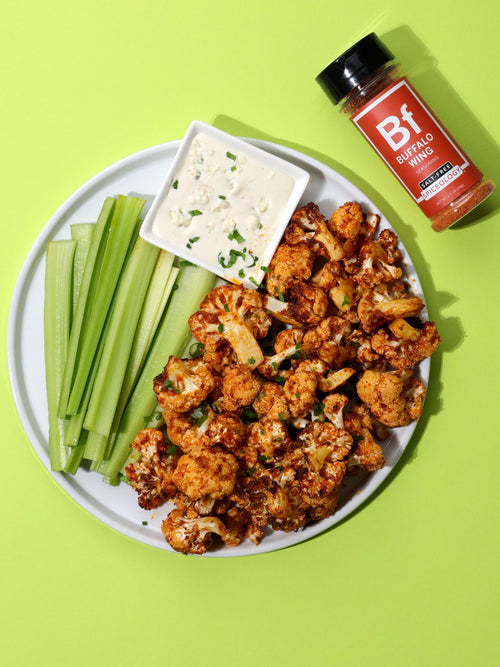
left=83, top=430, right=108, bottom=462
left=63, top=435, right=87, bottom=475
left=58, top=197, right=116, bottom=418
left=70, top=223, right=95, bottom=320
left=44, top=240, right=77, bottom=470
left=83, top=236, right=160, bottom=437
left=105, top=262, right=179, bottom=449
left=100, top=263, right=216, bottom=480
left=66, top=195, right=146, bottom=415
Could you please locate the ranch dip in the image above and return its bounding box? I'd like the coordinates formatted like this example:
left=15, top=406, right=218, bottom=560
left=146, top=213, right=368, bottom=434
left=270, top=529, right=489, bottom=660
left=151, top=131, right=297, bottom=285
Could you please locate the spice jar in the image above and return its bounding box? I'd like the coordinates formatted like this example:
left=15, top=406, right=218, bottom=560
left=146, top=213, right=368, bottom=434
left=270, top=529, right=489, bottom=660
left=316, top=33, right=494, bottom=231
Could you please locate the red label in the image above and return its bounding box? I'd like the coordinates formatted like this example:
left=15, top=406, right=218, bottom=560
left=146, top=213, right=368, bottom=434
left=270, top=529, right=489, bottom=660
left=352, top=78, right=482, bottom=217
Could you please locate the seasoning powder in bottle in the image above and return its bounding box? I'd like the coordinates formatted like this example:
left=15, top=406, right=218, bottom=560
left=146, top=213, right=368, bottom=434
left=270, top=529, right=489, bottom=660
left=316, top=33, right=494, bottom=231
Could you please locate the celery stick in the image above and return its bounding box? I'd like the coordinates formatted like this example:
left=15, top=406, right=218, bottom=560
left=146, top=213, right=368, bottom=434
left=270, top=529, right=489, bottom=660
left=83, top=236, right=160, bottom=437
left=83, top=430, right=108, bottom=462
left=105, top=263, right=179, bottom=448
left=63, top=436, right=87, bottom=475
left=58, top=197, right=116, bottom=418
left=44, top=240, right=77, bottom=471
left=100, top=263, right=216, bottom=479
left=66, top=195, right=146, bottom=415
left=70, top=223, right=94, bottom=320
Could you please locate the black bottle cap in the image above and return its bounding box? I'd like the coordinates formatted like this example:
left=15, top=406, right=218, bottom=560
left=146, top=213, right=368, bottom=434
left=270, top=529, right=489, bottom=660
left=316, top=33, right=394, bottom=104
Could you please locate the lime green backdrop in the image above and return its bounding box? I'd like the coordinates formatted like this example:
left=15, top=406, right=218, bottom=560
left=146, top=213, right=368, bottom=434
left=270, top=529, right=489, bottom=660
left=2, top=1, right=498, bottom=666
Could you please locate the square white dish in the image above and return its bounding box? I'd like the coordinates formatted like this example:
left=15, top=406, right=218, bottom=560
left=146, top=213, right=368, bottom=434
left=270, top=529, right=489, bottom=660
left=139, top=120, right=310, bottom=287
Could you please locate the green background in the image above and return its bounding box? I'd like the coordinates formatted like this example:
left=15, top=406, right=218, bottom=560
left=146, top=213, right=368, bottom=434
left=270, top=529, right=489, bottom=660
left=2, top=1, right=499, bottom=665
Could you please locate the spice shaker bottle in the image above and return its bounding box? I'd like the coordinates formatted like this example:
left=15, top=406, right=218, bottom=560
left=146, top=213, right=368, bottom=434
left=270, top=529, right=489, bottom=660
left=316, top=33, right=494, bottom=231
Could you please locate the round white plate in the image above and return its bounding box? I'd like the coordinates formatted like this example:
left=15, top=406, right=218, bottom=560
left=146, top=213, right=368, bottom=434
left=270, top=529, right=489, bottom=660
left=7, top=138, right=430, bottom=557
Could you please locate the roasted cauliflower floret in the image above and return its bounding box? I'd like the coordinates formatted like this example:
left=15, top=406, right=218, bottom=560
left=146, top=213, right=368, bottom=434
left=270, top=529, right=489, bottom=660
left=289, top=422, right=353, bottom=519
left=371, top=320, right=441, bottom=370
left=329, top=201, right=364, bottom=240
left=161, top=507, right=241, bottom=555
left=205, top=412, right=247, bottom=452
left=253, top=382, right=291, bottom=421
left=322, top=393, right=349, bottom=429
left=172, top=446, right=239, bottom=500
left=345, top=236, right=402, bottom=288
left=246, top=418, right=291, bottom=464
left=357, top=369, right=426, bottom=427
left=265, top=241, right=314, bottom=297
left=125, top=429, right=180, bottom=510
left=264, top=280, right=329, bottom=328
left=153, top=356, right=216, bottom=414
left=358, top=282, right=424, bottom=334
left=258, top=328, right=304, bottom=379
left=311, top=260, right=358, bottom=317
left=303, top=315, right=355, bottom=368
left=285, top=202, right=344, bottom=261
left=188, top=284, right=271, bottom=369
left=164, top=406, right=214, bottom=453
left=219, top=363, right=262, bottom=412
left=347, top=429, right=385, bottom=473
left=283, top=368, right=318, bottom=419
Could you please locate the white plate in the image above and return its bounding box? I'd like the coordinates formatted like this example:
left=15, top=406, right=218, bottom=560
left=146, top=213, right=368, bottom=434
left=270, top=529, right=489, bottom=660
left=7, top=138, right=430, bottom=557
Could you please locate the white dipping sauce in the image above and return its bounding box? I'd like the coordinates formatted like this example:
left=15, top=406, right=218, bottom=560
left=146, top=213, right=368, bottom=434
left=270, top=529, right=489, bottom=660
left=151, top=132, right=296, bottom=284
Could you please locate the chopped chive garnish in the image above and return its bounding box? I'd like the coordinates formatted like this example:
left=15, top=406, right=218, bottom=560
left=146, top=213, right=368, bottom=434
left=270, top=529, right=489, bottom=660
left=313, top=401, right=325, bottom=416
left=228, top=228, right=245, bottom=243
left=189, top=341, right=205, bottom=358
left=178, top=260, right=195, bottom=267
left=217, top=322, right=224, bottom=333
left=246, top=254, right=258, bottom=268
left=247, top=356, right=256, bottom=365
left=342, top=294, right=350, bottom=306
left=249, top=277, right=258, bottom=286
left=189, top=209, right=202, bottom=216
left=260, top=265, right=271, bottom=273
left=163, top=379, right=174, bottom=390
left=238, top=268, right=246, bottom=279
left=172, top=179, right=179, bottom=189
left=226, top=151, right=237, bottom=160
left=142, top=520, right=148, bottom=525
left=223, top=303, right=229, bottom=312
left=217, top=248, right=246, bottom=269
left=219, top=194, right=226, bottom=199
left=165, top=444, right=179, bottom=455
left=231, top=165, right=237, bottom=172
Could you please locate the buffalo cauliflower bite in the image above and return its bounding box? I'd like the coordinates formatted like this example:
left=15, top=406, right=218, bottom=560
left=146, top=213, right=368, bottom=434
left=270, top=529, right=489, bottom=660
left=246, top=418, right=291, bottom=463
left=172, top=446, right=239, bottom=500
left=265, top=241, right=314, bottom=297
left=289, top=422, right=353, bottom=519
left=357, top=369, right=426, bottom=427
left=188, top=284, right=271, bottom=369
left=125, top=429, right=180, bottom=510
left=322, top=393, right=349, bottom=429
left=371, top=320, right=441, bottom=370
left=253, top=382, right=291, bottom=421
left=358, top=282, right=424, bottom=334
left=345, top=237, right=402, bottom=288
left=153, top=356, right=216, bottom=414
left=329, top=201, right=364, bottom=240
left=164, top=407, right=214, bottom=453
left=263, top=280, right=329, bottom=328
left=283, top=368, right=318, bottom=419
left=347, top=429, right=385, bottom=474
left=219, top=363, right=262, bottom=412
left=258, top=328, right=304, bottom=379
left=205, top=412, right=247, bottom=452
left=286, top=202, right=344, bottom=261
left=162, top=507, right=241, bottom=555
left=303, top=316, right=355, bottom=368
